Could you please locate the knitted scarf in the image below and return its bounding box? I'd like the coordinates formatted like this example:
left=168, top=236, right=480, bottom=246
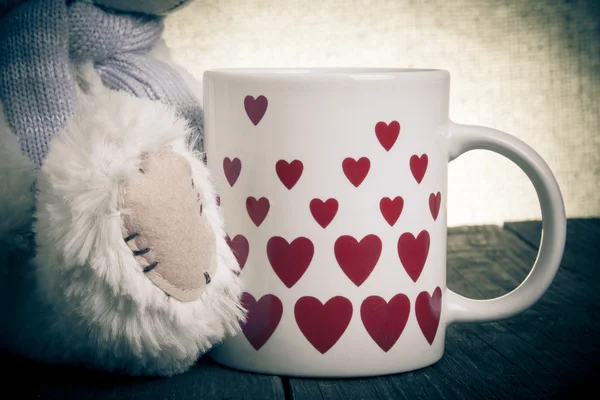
left=0, top=0, right=203, bottom=167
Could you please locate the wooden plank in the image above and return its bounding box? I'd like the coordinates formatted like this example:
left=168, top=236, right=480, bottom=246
left=505, top=218, right=600, bottom=286
left=287, top=222, right=599, bottom=399
left=450, top=223, right=598, bottom=309
left=505, top=218, right=600, bottom=251
left=2, top=353, right=285, bottom=400
left=502, top=218, right=600, bottom=378
left=445, top=223, right=599, bottom=391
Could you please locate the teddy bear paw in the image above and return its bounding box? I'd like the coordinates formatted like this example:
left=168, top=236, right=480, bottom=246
left=119, top=148, right=217, bottom=302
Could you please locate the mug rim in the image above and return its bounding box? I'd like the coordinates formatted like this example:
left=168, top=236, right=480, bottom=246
left=204, top=67, right=450, bottom=80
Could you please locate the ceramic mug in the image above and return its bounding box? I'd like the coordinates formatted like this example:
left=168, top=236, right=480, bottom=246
left=204, top=68, right=566, bottom=377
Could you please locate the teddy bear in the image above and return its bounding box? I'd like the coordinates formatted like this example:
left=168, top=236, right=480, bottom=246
left=0, top=0, right=244, bottom=376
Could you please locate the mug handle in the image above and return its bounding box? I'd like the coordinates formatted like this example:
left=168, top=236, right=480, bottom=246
left=445, top=122, right=566, bottom=324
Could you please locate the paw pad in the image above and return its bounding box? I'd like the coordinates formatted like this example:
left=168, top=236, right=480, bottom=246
left=119, top=150, right=218, bottom=302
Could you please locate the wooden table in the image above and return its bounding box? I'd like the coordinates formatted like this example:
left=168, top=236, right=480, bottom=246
left=4, top=219, right=598, bottom=399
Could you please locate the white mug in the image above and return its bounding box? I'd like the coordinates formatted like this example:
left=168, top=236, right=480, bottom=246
left=203, top=68, right=566, bottom=377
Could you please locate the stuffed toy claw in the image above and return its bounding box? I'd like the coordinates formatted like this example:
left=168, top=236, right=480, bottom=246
left=0, top=0, right=244, bottom=376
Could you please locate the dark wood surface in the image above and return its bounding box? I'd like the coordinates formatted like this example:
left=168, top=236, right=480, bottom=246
left=4, top=219, right=598, bottom=399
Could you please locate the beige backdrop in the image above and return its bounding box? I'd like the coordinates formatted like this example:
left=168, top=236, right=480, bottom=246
left=164, top=0, right=599, bottom=226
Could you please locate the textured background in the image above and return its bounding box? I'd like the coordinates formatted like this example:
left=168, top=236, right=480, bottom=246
left=164, top=0, right=599, bottom=226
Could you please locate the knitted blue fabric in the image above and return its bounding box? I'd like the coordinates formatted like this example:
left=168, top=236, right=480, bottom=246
left=0, top=0, right=203, bottom=168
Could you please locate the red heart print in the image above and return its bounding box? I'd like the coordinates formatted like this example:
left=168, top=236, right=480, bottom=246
left=361, top=294, right=410, bottom=352
left=310, top=198, right=338, bottom=228
left=342, top=157, right=370, bottom=187
left=223, top=157, right=241, bottom=187
left=416, top=287, right=442, bottom=345
left=246, top=197, right=270, bottom=226
left=334, top=235, right=382, bottom=286
left=240, top=293, right=283, bottom=350
left=244, top=95, right=268, bottom=126
left=375, top=121, right=400, bottom=151
left=267, top=236, right=314, bottom=288
left=276, top=160, right=303, bottom=190
left=397, top=230, right=430, bottom=282
left=295, top=296, right=353, bottom=354
left=410, top=154, right=428, bottom=184
left=226, top=234, right=249, bottom=270
left=429, top=192, right=441, bottom=221
left=379, top=197, right=404, bottom=226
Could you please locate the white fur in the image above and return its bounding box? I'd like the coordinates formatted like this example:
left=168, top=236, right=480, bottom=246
left=0, top=103, right=39, bottom=354
left=3, top=66, right=244, bottom=376
left=0, top=104, right=36, bottom=260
